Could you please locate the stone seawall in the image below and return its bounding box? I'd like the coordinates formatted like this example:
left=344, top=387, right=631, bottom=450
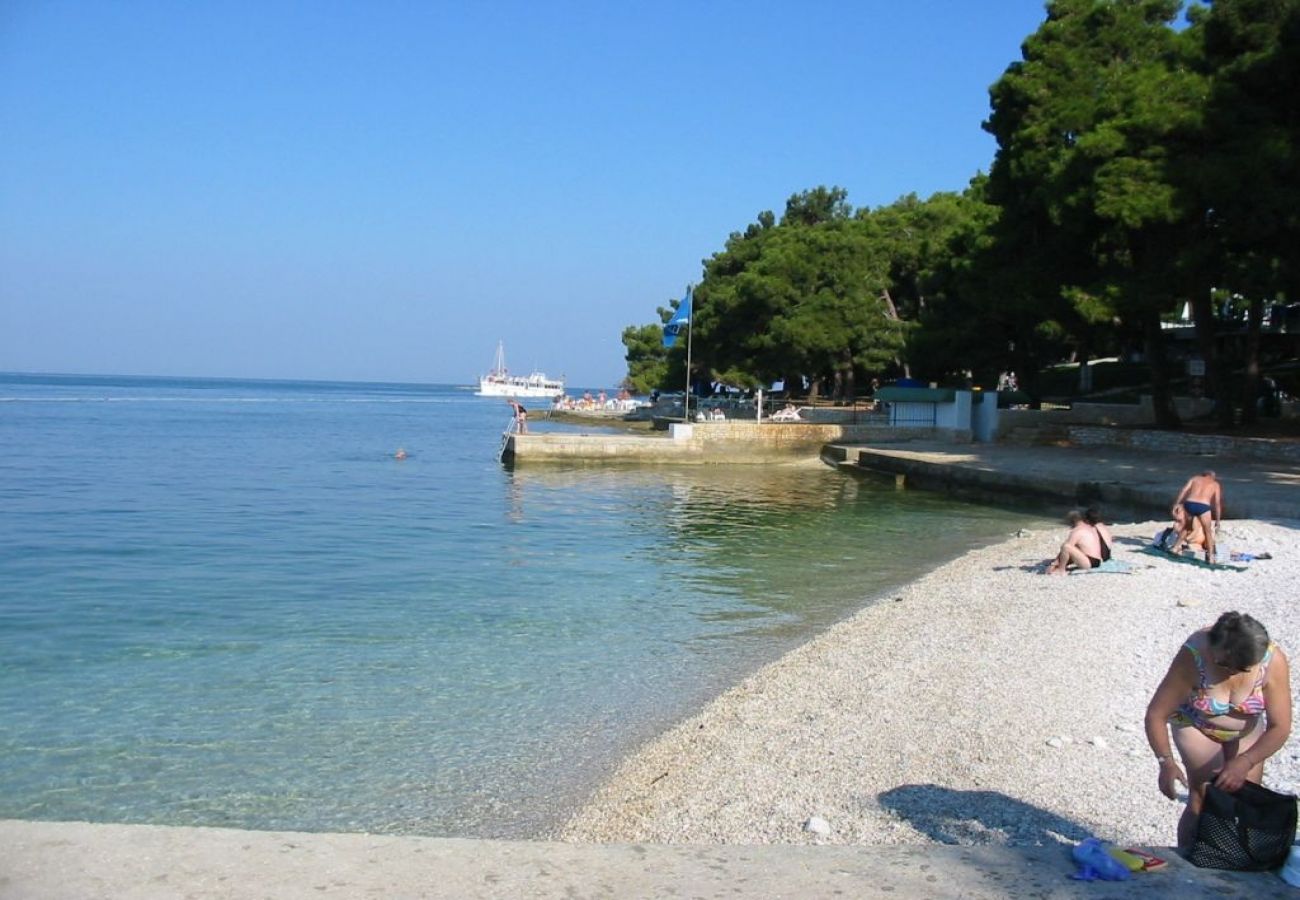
left=1068, top=425, right=1300, bottom=464
left=504, top=423, right=970, bottom=465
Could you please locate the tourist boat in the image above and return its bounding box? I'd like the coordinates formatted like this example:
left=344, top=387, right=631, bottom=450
left=475, top=341, right=565, bottom=399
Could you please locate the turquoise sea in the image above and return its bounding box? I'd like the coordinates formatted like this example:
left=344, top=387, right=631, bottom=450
left=0, top=373, right=1039, bottom=837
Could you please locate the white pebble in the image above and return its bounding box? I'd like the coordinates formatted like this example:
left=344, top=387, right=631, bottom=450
left=1046, top=737, right=1065, bottom=748
left=1089, top=736, right=1109, bottom=750
left=803, top=816, right=832, bottom=835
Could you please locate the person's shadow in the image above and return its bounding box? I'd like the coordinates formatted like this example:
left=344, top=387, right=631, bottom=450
left=1114, top=535, right=1155, bottom=548
left=877, top=784, right=1093, bottom=845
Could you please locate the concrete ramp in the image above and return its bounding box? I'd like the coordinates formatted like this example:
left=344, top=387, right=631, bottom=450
left=830, top=442, right=1300, bottom=521
left=1, top=820, right=1292, bottom=899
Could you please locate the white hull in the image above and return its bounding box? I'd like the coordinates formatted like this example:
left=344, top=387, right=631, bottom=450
left=476, top=376, right=565, bottom=399
left=476, top=340, right=564, bottom=399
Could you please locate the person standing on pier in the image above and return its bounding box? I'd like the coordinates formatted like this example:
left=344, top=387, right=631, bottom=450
left=506, top=398, right=528, bottom=434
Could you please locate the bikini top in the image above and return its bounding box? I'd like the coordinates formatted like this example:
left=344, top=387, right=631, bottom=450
left=1184, top=633, right=1274, bottom=718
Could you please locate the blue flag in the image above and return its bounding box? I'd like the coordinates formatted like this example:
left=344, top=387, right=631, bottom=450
left=662, top=288, right=692, bottom=348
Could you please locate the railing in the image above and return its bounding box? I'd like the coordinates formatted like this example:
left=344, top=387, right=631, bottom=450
left=498, top=415, right=519, bottom=462
left=887, top=402, right=938, bottom=427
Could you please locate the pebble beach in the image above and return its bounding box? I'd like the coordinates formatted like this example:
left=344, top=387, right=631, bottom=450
left=556, top=518, right=1300, bottom=849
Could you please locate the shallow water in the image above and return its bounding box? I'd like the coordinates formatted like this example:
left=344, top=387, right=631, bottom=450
left=0, top=374, right=1043, bottom=836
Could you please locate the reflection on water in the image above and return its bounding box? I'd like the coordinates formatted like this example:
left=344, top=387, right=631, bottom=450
left=503, top=462, right=1047, bottom=653
left=0, top=375, right=1052, bottom=839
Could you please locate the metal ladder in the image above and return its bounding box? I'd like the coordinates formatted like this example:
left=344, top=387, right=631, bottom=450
left=497, top=415, right=519, bottom=462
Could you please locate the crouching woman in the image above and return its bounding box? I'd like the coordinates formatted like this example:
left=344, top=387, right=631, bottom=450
left=1145, top=611, right=1292, bottom=848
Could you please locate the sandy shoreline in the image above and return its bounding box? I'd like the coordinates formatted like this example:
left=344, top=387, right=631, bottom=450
left=4, top=517, right=1297, bottom=866
left=555, top=518, right=1300, bottom=848
left=5, top=518, right=1300, bottom=899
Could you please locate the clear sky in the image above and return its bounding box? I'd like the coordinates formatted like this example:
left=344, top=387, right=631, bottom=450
left=1, top=1, right=1050, bottom=388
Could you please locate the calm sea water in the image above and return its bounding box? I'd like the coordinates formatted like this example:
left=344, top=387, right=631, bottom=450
left=0, top=373, right=1040, bottom=837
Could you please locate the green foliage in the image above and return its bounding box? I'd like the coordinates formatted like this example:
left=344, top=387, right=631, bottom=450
left=692, top=189, right=906, bottom=397
left=620, top=322, right=669, bottom=394
left=982, top=0, right=1204, bottom=421
left=1196, top=0, right=1300, bottom=296
left=615, top=0, right=1300, bottom=418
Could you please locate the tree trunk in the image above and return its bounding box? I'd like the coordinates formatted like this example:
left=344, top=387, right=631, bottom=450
left=1190, top=290, right=1234, bottom=428
left=1021, top=361, right=1041, bottom=410
left=1240, top=296, right=1265, bottom=425
left=880, top=289, right=912, bottom=378
left=1143, top=312, right=1181, bottom=428
left=1077, top=350, right=1093, bottom=394
left=841, top=348, right=856, bottom=402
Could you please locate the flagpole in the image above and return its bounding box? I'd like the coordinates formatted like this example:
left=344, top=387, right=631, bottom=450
left=684, top=288, right=693, bottom=423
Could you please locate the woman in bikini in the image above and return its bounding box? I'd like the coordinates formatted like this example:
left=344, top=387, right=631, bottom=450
left=1145, top=612, right=1293, bottom=848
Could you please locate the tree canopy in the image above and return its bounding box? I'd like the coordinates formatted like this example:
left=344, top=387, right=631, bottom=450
left=619, top=0, right=1299, bottom=422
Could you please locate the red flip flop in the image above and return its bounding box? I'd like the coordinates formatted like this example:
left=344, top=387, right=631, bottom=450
left=1123, top=848, right=1168, bottom=872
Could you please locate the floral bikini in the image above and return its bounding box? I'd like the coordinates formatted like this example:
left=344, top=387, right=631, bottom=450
left=1171, top=633, right=1275, bottom=743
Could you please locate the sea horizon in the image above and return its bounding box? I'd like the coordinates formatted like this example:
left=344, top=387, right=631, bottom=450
left=0, top=370, right=620, bottom=396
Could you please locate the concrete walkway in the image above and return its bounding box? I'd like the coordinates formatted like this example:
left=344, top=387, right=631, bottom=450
left=826, top=441, right=1300, bottom=522
left=1, top=820, right=1293, bottom=899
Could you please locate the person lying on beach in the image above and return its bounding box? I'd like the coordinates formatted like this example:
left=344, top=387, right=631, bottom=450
left=1144, top=611, right=1292, bottom=848
left=1173, top=471, right=1222, bottom=564
left=1168, top=504, right=1206, bottom=554
left=1044, top=508, right=1113, bottom=575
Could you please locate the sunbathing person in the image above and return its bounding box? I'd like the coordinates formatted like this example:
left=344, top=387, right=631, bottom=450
left=1169, top=504, right=1206, bottom=554
left=1045, top=508, right=1113, bottom=575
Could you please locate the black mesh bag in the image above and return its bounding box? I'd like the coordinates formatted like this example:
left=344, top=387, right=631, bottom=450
left=1188, top=781, right=1298, bottom=871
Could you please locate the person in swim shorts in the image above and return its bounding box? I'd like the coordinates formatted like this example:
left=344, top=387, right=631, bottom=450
left=1044, top=507, right=1113, bottom=574
left=1173, top=470, right=1221, bottom=564
left=1168, top=504, right=1206, bottom=554
left=1145, top=611, right=1292, bottom=848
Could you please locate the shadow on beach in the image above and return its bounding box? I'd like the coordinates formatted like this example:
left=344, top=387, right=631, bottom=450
left=877, top=784, right=1093, bottom=846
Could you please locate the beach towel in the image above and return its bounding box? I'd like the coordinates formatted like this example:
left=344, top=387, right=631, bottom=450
left=1076, top=559, right=1133, bottom=574
left=1139, top=545, right=1248, bottom=572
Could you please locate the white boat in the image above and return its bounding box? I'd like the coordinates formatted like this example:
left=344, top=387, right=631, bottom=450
left=476, top=341, right=565, bottom=399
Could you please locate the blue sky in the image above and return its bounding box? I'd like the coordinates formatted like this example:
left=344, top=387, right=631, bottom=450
left=1, top=1, right=1050, bottom=388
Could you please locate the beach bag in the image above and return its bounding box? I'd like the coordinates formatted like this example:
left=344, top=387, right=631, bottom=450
left=1188, top=781, right=1298, bottom=871
left=1153, top=527, right=1178, bottom=552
